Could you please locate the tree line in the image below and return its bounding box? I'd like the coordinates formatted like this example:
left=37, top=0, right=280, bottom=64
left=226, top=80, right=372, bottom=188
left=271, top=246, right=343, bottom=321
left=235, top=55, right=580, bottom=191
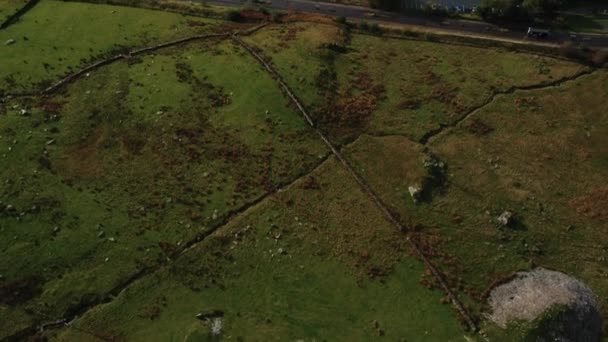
left=369, top=0, right=600, bottom=22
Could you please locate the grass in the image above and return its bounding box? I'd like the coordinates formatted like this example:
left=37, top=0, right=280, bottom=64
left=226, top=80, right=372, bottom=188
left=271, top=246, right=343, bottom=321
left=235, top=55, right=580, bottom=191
left=331, top=33, right=586, bottom=142
left=0, top=0, right=228, bottom=91
left=339, top=69, right=608, bottom=337
left=1, top=9, right=606, bottom=340
left=562, top=12, right=608, bottom=33
left=0, top=39, right=327, bottom=339
left=244, top=23, right=585, bottom=143
left=243, top=21, right=345, bottom=108
left=47, top=157, right=469, bottom=341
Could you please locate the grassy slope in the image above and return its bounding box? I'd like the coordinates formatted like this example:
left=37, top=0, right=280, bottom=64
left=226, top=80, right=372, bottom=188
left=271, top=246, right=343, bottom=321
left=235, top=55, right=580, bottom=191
left=430, top=70, right=608, bottom=309
left=0, top=40, right=327, bottom=338
left=0, top=0, right=226, bottom=91
left=244, top=24, right=584, bottom=143
left=334, top=34, right=585, bottom=142
left=340, top=70, right=608, bottom=336
left=50, top=157, right=468, bottom=342
left=243, top=22, right=344, bottom=108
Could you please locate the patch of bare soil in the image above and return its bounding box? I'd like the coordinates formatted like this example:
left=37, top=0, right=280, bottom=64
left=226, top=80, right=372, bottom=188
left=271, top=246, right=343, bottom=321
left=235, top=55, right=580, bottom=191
left=569, top=187, right=608, bottom=221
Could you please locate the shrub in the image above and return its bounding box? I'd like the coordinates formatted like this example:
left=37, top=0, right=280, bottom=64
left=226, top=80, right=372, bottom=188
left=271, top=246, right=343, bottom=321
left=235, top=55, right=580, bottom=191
left=270, top=10, right=283, bottom=22
left=226, top=10, right=243, bottom=22
left=591, top=50, right=608, bottom=67
left=369, top=22, right=383, bottom=35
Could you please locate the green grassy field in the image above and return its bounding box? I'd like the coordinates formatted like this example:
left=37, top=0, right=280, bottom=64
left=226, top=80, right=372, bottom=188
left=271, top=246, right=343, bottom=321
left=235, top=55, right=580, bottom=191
left=0, top=37, right=328, bottom=338
left=47, top=156, right=469, bottom=341
left=0, top=0, right=228, bottom=91
left=243, top=24, right=585, bottom=143
left=1, top=4, right=606, bottom=341
left=340, top=70, right=608, bottom=337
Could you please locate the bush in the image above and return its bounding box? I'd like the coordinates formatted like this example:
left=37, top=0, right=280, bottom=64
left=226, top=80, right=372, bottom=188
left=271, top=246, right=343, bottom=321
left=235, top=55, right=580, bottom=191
left=591, top=50, right=608, bottom=67
left=359, top=21, right=370, bottom=31
left=369, top=22, right=383, bottom=35
left=270, top=10, right=283, bottom=22
left=335, top=16, right=347, bottom=25
left=226, top=10, right=243, bottom=22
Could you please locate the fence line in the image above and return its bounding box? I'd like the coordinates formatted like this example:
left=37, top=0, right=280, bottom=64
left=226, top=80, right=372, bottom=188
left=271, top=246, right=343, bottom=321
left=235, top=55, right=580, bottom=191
left=3, top=24, right=268, bottom=98
left=0, top=0, right=39, bottom=30
left=232, top=33, right=479, bottom=332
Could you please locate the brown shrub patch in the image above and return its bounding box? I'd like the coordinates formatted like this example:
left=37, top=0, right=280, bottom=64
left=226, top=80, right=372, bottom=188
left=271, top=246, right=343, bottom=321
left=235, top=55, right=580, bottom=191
left=58, top=125, right=105, bottom=178
left=186, top=20, right=207, bottom=27
left=281, top=12, right=335, bottom=24
left=0, top=276, right=44, bottom=305
left=429, top=83, right=457, bottom=104
left=239, top=9, right=269, bottom=21
left=466, top=118, right=494, bottom=136
left=570, top=187, right=608, bottom=221
left=37, top=98, right=65, bottom=114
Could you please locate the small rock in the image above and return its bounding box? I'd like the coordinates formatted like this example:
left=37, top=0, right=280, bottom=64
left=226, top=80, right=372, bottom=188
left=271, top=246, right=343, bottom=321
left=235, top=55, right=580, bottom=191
left=104, top=257, right=109, bottom=262
left=408, top=185, right=422, bottom=203
left=497, top=210, right=515, bottom=227
left=108, top=237, right=116, bottom=243
left=52, top=226, right=60, bottom=233
left=45, top=139, right=55, bottom=146
left=4, top=39, right=16, bottom=46
left=97, top=231, right=105, bottom=238
left=278, top=247, right=286, bottom=255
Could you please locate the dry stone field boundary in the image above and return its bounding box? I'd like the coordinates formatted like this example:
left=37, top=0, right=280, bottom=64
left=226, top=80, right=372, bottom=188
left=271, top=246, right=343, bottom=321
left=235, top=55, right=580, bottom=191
left=231, top=32, right=479, bottom=332
left=0, top=0, right=39, bottom=30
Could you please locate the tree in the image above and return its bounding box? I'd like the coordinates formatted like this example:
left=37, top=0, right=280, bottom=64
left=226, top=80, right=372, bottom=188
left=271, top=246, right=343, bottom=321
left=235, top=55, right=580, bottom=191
left=522, top=0, right=563, bottom=18
left=477, top=0, right=526, bottom=21
left=369, top=0, right=401, bottom=11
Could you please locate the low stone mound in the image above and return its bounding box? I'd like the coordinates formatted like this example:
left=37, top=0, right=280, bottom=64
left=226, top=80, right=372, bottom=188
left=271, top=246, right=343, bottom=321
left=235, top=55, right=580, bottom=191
left=488, top=268, right=602, bottom=341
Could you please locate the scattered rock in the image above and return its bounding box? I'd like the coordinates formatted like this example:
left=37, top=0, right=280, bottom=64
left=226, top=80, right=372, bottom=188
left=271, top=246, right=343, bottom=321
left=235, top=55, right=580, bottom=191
left=108, top=237, right=116, bottom=243
left=4, top=39, right=15, bottom=46
left=211, top=317, right=222, bottom=336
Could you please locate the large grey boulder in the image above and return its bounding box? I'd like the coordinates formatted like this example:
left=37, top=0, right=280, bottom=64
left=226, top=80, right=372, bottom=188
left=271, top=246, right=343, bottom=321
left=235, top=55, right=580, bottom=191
left=488, top=268, right=602, bottom=341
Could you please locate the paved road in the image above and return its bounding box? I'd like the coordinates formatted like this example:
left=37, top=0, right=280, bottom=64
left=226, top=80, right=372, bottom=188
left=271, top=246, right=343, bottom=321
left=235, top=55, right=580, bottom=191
left=198, top=0, right=608, bottom=48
